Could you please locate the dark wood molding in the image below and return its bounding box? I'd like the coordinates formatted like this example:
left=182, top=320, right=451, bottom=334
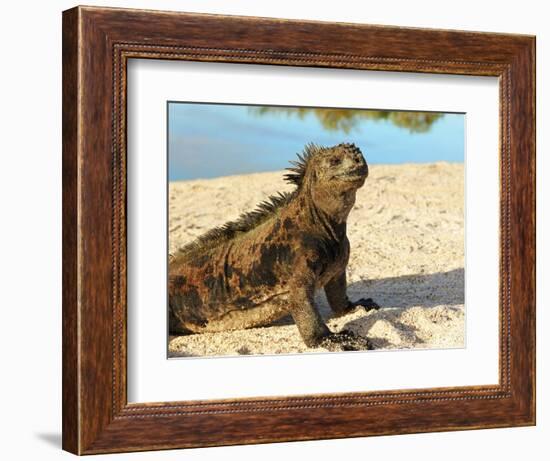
left=62, top=6, right=80, bottom=455
left=62, top=5, right=536, bottom=454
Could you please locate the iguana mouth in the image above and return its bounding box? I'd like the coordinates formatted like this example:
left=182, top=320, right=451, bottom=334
left=334, top=166, right=368, bottom=181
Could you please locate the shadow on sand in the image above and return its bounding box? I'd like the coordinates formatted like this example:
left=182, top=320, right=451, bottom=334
left=345, top=267, right=464, bottom=309
left=340, top=268, right=464, bottom=349
left=272, top=267, right=464, bottom=326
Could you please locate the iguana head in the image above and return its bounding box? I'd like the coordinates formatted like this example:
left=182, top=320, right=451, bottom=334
left=285, top=142, right=368, bottom=189
left=285, top=142, right=369, bottom=221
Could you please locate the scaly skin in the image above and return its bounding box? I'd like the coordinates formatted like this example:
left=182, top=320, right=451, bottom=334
left=168, top=143, right=379, bottom=351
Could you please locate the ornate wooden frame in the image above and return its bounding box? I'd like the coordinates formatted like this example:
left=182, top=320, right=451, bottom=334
left=62, top=5, right=536, bottom=455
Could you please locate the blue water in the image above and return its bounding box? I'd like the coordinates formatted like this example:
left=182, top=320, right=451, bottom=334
left=168, top=102, right=464, bottom=181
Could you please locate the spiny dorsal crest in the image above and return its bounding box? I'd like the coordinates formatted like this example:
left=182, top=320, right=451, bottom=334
left=283, top=142, right=322, bottom=187
left=283, top=142, right=360, bottom=186
left=176, top=191, right=293, bottom=256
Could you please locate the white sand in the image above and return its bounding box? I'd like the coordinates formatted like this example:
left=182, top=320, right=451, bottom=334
left=168, top=163, right=464, bottom=357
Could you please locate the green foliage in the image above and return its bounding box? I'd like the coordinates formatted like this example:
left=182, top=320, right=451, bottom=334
left=251, top=107, right=443, bottom=134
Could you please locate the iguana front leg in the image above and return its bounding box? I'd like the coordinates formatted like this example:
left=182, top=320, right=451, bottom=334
left=324, top=271, right=380, bottom=317
left=288, top=280, right=373, bottom=351
left=288, top=283, right=331, bottom=347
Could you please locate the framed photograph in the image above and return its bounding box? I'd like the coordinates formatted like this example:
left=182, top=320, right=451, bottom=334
left=62, top=5, right=535, bottom=455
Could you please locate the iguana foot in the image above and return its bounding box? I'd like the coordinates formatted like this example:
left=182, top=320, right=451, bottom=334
left=332, top=298, right=380, bottom=318
left=351, top=297, right=380, bottom=312
left=318, top=329, right=373, bottom=352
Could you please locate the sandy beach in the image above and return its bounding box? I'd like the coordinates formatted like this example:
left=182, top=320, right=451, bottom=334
left=168, top=163, right=464, bottom=357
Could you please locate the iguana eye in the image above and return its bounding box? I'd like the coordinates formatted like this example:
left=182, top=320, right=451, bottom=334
left=329, top=157, right=341, bottom=166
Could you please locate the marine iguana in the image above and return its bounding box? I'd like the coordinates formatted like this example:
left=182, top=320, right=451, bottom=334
left=169, top=142, right=380, bottom=351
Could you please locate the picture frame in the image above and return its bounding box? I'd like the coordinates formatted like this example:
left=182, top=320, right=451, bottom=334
left=62, top=5, right=535, bottom=455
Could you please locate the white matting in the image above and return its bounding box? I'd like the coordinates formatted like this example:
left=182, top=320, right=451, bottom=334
left=126, top=59, right=499, bottom=403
